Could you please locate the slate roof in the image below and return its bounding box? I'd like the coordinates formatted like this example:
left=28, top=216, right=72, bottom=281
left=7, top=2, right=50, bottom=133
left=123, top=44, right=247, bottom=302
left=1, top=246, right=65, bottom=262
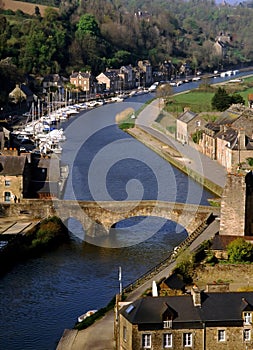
left=178, top=110, right=197, bottom=124
left=0, top=156, right=27, bottom=175
left=32, top=157, right=60, bottom=181
left=70, top=72, right=91, bottom=79
left=20, top=84, right=33, bottom=97
left=216, top=127, right=238, bottom=148
left=162, top=273, right=186, bottom=290
left=121, top=292, right=253, bottom=325
left=211, top=234, right=238, bottom=250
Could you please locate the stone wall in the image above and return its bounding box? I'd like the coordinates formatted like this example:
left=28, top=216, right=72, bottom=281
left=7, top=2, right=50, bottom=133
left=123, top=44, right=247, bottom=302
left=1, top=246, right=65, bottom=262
left=120, top=322, right=253, bottom=350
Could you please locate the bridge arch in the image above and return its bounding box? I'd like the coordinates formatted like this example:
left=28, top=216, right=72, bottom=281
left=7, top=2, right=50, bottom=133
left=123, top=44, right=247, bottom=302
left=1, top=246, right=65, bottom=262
left=109, top=215, right=188, bottom=248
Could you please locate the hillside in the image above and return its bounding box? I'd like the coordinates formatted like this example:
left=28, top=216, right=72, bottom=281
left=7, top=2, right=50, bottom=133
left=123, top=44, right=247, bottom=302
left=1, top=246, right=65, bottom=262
left=0, top=0, right=58, bottom=15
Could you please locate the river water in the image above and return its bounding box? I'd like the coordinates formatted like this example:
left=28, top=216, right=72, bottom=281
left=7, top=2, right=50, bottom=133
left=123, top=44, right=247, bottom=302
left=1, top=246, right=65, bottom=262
left=0, top=95, right=214, bottom=349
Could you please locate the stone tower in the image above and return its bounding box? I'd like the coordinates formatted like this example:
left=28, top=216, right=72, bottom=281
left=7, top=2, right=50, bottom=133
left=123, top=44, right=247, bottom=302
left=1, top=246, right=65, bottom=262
left=219, top=172, right=253, bottom=236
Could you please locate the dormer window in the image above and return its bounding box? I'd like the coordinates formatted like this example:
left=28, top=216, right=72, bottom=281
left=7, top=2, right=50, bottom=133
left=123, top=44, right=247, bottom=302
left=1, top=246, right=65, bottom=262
left=244, top=312, right=252, bottom=324
left=163, top=320, right=172, bottom=329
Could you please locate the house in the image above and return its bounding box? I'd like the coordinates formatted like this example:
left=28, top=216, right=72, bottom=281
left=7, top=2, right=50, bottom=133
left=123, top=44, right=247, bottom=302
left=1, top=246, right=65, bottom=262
left=8, top=84, right=34, bottom=107
left=248, top=93, right=253, bottom=108
left=159, top=273, right=186, bottom=295
left=213, top=32, right=231, bottom=58
left=156, top=61, right=175, bottom=82
left=118, top=288, right=253, bottom=350
left=213, top=39, right=227, bottom=58
left=42, top=74, right=65, bottom=91
left=96, top=70, right=121, bottom=92
left=136, top=60, right=152, bottom=87
left=0, top=155, right=30, bottom=202
left=119, top=65, right=135, bottom=90
left=200, top=122, right=220, bottom=159
left=70, top=71, right=94, bottom=94
left=176, top=109, right=203, bottom=145
left=29, top=154, right=63, bottom=199
left=200, top=106, right=253, bottom=171
left=210, top=233, right=240, bottom=259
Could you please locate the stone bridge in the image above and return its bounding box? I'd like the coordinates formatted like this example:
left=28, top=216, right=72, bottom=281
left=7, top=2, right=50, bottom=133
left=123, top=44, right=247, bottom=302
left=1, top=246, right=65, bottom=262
left=1, top=199, right=220, bottom=238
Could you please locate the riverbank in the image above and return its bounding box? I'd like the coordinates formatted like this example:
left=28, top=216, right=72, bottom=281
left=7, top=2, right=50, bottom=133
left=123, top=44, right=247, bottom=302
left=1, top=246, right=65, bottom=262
left=0, top=216, right=69, bottom=276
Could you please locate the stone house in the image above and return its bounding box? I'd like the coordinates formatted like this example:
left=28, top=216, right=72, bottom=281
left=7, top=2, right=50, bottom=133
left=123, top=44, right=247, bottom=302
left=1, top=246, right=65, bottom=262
left=8, top=84, right=34, bottom=107
left=118, top=288, right=253, bottom=350
left=29, top=154, right=62, bottom=199
left=213, top=39, right=227, bottom=58
left=213, top=32, right=231, bottom=58
left=42, top=74, right=65, bottom=91
left=136, top=60, right=152, bottom=87
left=96, top=70, right=121, bottom=92
left=159, top=273, right=186, bottom=296
left=0, top=155, right=30, bottom=202
left=176, top=110, right=203, bottom=145
left=200, top=122, right=220, bottom=160
left=70, top=71, right=94, bottom=94
left=118, top=65, right=136, bottom=90
left=200, top=106, right=253, bottom=172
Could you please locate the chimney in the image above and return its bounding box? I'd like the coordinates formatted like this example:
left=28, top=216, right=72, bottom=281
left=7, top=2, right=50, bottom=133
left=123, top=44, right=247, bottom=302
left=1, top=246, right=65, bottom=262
left=191, top=285, right=201, bottom=307
left=238, top=129, right=246, bottom=150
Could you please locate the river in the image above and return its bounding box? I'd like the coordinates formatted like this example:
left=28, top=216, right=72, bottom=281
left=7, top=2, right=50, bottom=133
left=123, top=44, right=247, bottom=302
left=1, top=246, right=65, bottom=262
left=0, top=92, right=215, bottom=349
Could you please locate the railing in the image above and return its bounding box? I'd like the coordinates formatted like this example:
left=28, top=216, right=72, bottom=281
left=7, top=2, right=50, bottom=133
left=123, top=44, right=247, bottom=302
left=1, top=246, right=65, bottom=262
left=122, top=213, right=216, bottom=295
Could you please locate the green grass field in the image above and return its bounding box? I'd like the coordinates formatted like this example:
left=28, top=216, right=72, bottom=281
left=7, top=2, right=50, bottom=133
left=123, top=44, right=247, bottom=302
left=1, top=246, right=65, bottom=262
left=164, top=76, right=253, bottom=115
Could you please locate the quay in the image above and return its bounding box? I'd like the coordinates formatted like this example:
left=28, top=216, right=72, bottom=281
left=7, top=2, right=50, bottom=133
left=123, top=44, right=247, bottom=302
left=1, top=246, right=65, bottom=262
left=0, top=216, right=40, bottom=236
left=56, top=99, right=227, bottom=349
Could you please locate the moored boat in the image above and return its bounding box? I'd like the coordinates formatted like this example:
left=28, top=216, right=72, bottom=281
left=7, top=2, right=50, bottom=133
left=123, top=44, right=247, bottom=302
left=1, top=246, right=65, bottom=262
left=77, top=309, right=98, bottom=323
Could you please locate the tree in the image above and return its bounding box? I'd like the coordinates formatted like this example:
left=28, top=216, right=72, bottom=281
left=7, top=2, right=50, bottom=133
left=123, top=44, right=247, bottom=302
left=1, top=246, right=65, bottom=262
left=231, top=93, right=245, bottom=105
left=156, top=84, right=173, bottom=100
left=77, top=14, right=100, bottom=38
left=211, top=87, right=231, bottom=111
left=227, top=238, right=253, bottom=263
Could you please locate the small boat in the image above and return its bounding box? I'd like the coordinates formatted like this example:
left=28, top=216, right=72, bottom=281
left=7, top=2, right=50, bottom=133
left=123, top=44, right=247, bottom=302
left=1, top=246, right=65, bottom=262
left=77, top=309, right=98, bottom=323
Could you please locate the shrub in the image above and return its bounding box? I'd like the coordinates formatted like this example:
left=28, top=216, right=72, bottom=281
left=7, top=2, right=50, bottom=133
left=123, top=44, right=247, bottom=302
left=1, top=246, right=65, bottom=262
left=227, top=238, right=253, bottom=263
left=173, top=252, right=194, bottom=284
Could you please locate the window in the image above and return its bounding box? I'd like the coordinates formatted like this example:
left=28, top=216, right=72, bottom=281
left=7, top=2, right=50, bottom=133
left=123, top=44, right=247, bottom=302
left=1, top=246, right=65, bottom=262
left=123, top=326, right=127, bottom=342
left=5, top=180, right=10, bottom=187
left=163, top=333, right=172, bottom=348
left=244, top=329, right=251, bottom=341
left=4, top=192, right=11, bottom=202
left=183, top=333, right=192, bottom=347
left=244, top=312, right=252, bottom=324
left=218, top=330, right=226, bottom=342
left=142, top=334, right=151, bottom=348
left=163, top=320, right=172, bottom=328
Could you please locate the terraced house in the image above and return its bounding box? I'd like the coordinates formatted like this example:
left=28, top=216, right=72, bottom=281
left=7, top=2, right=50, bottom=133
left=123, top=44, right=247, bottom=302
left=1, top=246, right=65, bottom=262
left=118, top=286, right=253, bottom=350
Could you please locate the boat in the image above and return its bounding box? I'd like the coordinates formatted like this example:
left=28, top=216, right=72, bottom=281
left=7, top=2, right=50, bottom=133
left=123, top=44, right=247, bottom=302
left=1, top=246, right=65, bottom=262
left=77, top=309, right=98, bottom=323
